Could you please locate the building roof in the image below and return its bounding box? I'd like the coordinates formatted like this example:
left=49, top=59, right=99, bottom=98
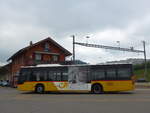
left=7, top=37, right=72, bottom=61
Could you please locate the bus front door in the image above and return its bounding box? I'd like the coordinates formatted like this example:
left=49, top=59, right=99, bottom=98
left=68, top=66, right=91, bottom=91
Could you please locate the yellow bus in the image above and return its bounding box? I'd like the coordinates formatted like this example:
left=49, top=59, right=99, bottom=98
left=17, top=64, right=135, bottom=93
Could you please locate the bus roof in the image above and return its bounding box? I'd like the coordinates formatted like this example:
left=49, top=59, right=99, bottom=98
left=21, top=63, right=132, bottom=69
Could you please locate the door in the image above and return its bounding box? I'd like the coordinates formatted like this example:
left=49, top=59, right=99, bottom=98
left=68, top=66, right=91, bottom=90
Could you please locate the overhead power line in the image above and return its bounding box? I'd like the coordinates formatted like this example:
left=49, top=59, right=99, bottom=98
left=74, top=42, right=144, bottom=53
left=71, top=35, right=147, bottom=80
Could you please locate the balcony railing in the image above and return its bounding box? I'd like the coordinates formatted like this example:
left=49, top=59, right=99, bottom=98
left=25, top=60, right=60, bottom=66
left=25, top=59, right=86, bottom=66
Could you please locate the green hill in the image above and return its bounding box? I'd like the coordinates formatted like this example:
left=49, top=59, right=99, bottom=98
left=134, top=63, right=150, bottom=81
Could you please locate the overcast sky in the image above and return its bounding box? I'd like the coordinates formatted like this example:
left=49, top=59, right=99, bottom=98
left=0, top=0, right=150, bottom=65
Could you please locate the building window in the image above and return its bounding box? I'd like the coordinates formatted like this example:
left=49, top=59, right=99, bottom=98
left=52, top=55, right=58, bottom=62
left=35, top=53, right=42, bottom=61
left=44, top=43, right=50, bottom=52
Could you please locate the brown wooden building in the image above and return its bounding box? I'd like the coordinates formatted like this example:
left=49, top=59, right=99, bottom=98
left=7, top=37, right=72, bottom=87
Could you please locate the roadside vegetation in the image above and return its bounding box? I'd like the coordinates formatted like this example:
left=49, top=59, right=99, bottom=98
left=134, top=62, right=150, bottom=81
left=0, top=67, right=8, bottom=80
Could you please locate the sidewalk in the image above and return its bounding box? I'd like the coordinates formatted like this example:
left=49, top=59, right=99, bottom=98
left=135, top=82, right=150, bottom=88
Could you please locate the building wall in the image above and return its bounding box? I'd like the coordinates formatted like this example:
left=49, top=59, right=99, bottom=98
left=25, top=42, right=66, bottom=63
left=11, top=54, right=25, bottom=75
left=11, top=41, right=67, bottom=78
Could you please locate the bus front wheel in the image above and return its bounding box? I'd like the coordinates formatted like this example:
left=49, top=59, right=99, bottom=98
left=35, top=85, right=44, bottom=93
left=92, top=84, right=103, bottom=94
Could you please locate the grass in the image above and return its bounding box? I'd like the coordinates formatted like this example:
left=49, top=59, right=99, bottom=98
left=134, top=68, right=150, bottom=81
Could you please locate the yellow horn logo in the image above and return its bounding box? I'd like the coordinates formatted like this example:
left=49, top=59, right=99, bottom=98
left=59, top=82, right=68, bottom=89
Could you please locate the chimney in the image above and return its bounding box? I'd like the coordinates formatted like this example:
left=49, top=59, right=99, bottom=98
left=30, top=41, right=33, bottom=46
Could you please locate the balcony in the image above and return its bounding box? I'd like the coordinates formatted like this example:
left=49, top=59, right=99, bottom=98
left=25, top=60, right=60, bottom=66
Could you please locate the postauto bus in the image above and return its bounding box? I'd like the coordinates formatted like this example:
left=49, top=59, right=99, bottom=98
left=17, top=64, right=135, bottom=93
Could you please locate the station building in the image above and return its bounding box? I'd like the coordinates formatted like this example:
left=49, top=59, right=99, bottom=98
left=7, top=37, right=72, bottom=87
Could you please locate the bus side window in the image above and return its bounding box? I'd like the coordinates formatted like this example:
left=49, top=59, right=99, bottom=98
left=56, top=72, right=61, bottom=81
left=92, top=70, right=105, bottom=80
left=21, top=70, right=31, bottom=81
left=39, top=71, right=46, bottom=81
left=31, top=71, right=37, bottom=81
left=78, top=67, right=88, bottom=83
left=48, top=71, right=56, bottom=81
left=106, top=69, right=117, bottom=80
left=26, top=71, right=31, bottom=81
left=33, top=71, right=41, bottom=81
left=41, top=71, right=47, bottom=81
left=19, top=70, right=30, bottom=83
left=32, top=71, right=46, bottom=81
left=48, top=72, right=62, bottom=81
left=118, top=68, right=131, bottom=80
left=62, top=72, right=68, bottom=81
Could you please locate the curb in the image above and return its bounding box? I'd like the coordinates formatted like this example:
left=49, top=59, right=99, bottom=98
left=135, top=85, right=150, bottom=88
left=135, top=83, right=150, bottom=88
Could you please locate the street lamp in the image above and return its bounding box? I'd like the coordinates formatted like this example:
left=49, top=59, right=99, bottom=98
left=116, top=41, right=120, bottom=47
left=86, top=36, right=90, bottom=44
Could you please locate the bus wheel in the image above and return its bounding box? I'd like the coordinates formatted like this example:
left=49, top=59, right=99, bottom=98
left=92, top=84, right=103, bottom=94
left=35, top=85, right=44, bottom=93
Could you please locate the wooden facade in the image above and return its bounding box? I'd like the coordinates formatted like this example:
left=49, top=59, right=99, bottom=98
left=7, top=37, right=72, bottom=87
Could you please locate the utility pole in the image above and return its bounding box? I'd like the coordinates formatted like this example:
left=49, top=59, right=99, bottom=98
left=71, top=35, right=75, bottom=64
left=143, top=41, right=147, bottom=80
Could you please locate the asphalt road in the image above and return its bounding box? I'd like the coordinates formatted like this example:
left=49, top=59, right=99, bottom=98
left=0, top=87, right=150, bottom=113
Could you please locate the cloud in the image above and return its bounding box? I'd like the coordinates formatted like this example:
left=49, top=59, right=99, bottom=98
left=73, top=14, right=150, bottom=63
left=0, top=23, right=51, bottom=62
